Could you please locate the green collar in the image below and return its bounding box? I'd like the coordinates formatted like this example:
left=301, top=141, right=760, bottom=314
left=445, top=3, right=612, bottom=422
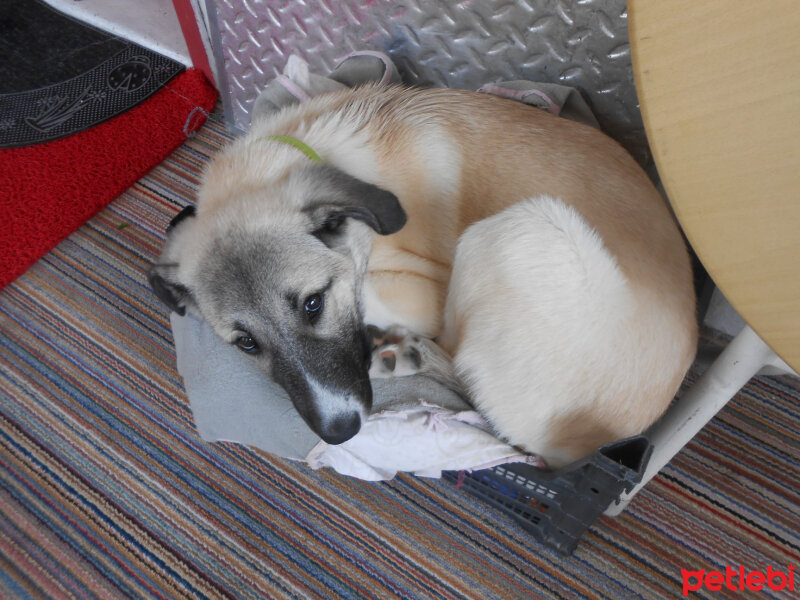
left=261, top=135, right=323, bottom=163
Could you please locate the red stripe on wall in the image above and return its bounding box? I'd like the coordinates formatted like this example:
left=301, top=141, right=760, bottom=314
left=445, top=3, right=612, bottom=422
left=172, top=0, right=216, bottom=88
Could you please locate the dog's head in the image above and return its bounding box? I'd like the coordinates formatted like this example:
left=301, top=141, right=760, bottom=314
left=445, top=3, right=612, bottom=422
left=148, top=157, right=405, bottom=445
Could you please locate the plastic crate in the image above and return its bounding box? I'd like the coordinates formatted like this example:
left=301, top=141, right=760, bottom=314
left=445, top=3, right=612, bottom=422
left=443, top=436, right=652, bottom=555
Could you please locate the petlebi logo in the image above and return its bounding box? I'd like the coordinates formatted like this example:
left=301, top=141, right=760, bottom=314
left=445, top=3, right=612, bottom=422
left=681, top=564, right=795, bottom=596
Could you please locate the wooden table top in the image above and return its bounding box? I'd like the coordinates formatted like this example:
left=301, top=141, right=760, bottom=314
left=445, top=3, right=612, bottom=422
left=628, top=0, right=800, bottom=372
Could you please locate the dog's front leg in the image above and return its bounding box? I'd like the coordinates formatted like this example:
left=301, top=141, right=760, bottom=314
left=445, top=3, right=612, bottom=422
left=366, top=325, right=465, bottom=396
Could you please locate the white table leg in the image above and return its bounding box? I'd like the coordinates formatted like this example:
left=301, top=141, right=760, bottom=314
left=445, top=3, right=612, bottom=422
left=605, top=324, right=795, bottom=516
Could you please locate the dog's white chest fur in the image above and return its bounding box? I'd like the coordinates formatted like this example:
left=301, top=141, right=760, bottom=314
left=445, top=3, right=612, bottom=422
left=361, top=281, right=400, bottom=330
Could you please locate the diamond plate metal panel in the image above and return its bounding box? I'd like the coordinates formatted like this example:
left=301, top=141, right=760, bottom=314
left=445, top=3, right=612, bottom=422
left=208, top=0, right=647, bottom=163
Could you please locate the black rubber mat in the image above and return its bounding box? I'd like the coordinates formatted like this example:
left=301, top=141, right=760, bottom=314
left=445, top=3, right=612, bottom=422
left=0, top=0, right=184, bottom=148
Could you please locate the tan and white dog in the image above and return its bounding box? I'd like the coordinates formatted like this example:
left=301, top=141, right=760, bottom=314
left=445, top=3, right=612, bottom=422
left=149, top=84, right=697, bottom=467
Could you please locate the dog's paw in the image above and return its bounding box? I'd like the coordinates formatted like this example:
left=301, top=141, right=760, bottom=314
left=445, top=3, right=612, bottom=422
left=367, top=325, right=424, bottom=378
left=366, top=325, right=465, bottom=395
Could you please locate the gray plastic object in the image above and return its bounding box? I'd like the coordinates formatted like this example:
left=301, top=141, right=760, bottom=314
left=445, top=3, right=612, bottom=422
left=443, top=436, right=653, bottom=555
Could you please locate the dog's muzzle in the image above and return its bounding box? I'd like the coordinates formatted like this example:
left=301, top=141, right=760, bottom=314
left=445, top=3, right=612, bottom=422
left=271, top=327, right=373, bottom=444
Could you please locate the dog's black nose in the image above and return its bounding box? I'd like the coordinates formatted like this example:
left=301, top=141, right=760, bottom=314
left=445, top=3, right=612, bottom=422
left=321, top=412, right=362, bottom=445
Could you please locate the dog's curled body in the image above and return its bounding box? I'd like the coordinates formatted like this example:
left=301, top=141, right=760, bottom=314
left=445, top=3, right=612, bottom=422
left=154, top=84, right=697, bottom=466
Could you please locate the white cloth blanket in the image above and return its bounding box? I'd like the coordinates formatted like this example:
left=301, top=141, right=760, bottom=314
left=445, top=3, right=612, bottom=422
left=306, top=405, right=543, bottom=481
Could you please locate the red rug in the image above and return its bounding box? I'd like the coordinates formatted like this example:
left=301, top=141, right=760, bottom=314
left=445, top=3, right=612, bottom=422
left=0, top=68, right=217, bottom=289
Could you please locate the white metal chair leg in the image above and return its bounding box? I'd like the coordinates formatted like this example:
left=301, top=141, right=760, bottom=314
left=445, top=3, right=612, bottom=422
left=605, top=324, right=795, bottom=516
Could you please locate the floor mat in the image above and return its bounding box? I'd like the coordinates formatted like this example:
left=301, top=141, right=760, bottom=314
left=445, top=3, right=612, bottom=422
left=0, top=69, right=217, bottom=290
left=0, top=0, right=217, bottom=290
left=0, top=0, right=184, bottom=148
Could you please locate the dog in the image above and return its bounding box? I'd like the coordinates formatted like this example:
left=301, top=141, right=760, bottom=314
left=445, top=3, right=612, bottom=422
left=149, top=83, right=698, bottom=467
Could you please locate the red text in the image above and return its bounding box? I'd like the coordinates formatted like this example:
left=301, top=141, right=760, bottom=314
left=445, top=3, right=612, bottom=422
left=681, top=565, right=795, bottom=596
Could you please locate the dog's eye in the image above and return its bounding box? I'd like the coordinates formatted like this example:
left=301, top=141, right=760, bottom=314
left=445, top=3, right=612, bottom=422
left=235, top=335, right=259, bottom=354
left=304, top=294, right=324, bottom=322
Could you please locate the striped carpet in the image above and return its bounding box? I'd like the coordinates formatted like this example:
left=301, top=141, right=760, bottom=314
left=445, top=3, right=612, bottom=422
left=1, top=108, right=798, bottom=600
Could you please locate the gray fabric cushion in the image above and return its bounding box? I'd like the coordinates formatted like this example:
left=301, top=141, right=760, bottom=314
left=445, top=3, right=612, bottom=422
left=171, top=312, right=471, bottom=460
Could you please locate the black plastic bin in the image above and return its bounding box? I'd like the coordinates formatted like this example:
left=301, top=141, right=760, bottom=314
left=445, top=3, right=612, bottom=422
left=443, top=436, right=652, bottom=555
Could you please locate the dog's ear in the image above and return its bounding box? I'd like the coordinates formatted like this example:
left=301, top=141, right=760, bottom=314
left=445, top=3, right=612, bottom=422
left=304, top=165, right=406, bottom=236
left=147, top=206, right=197, bottom=315
left=148, top=266, right=192, bottom=315
left=167, top=205, right=196, bottom=232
